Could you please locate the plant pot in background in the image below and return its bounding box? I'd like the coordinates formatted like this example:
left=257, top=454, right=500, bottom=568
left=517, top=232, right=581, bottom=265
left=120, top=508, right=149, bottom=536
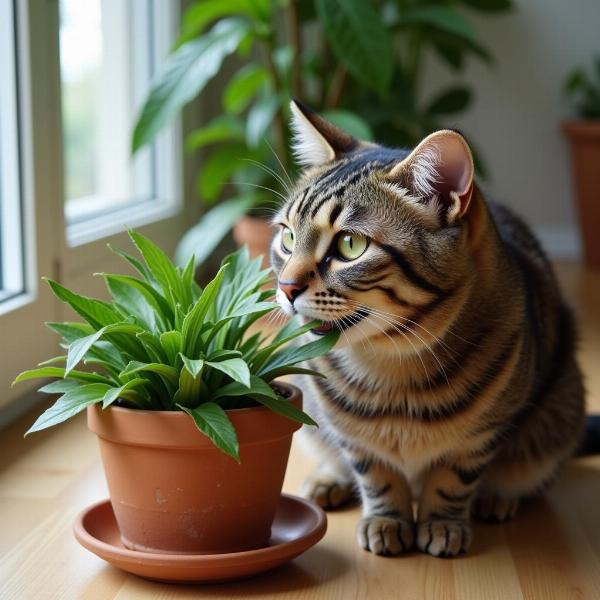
left=563, top=121, right=600, bottom=267
left=87, top=383, right=302, bottom=555
left=233, top=216, right=274, bottom=268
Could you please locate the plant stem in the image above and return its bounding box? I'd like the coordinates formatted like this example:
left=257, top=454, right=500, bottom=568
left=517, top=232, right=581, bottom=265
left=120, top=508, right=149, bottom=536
left=262, top=36, right=289, bottom=169
left=325, top=65, right=347, bottom=109
left=288, top=0, right=302, bottom=99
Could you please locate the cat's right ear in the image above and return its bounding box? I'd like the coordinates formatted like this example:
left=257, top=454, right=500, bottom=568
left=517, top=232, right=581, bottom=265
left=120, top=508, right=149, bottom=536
left=289, top=99, right=358, bottom=167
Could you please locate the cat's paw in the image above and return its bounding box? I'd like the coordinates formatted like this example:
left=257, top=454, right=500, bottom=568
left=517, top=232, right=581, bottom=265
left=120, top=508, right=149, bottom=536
left=300, top=474, right=355, bottom=510
left=472, top=494, right=519, bottom=523
left=357, top=516, right=415, bottom=556
left=417, top=519, right=472, bottom=557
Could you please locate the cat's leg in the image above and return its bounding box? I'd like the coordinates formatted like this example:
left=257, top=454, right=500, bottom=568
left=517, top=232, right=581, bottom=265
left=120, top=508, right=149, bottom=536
left=416, top=460, right=484, bottom=557
left=345, top=450, right=414, bottom=555
left=298, top=427, right=356, bottom=510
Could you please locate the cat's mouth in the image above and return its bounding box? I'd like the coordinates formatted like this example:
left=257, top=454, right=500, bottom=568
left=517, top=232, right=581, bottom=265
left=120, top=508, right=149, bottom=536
left=302, top=309, right=369, bottom=336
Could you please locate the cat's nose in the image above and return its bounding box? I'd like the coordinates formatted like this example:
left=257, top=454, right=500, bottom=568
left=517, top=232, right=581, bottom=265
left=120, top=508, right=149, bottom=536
left=279, top=280, right=308, bottom=304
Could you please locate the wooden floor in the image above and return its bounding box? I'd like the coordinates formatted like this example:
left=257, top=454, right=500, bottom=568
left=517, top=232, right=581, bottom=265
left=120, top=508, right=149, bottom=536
left=1, top=262, right=599, bottom=599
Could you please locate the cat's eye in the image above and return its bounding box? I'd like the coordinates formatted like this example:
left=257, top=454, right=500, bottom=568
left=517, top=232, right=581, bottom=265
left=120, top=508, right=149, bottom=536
left=337, top=232, right=368, bottom=260
left=281, top=227, right=295, bottom=253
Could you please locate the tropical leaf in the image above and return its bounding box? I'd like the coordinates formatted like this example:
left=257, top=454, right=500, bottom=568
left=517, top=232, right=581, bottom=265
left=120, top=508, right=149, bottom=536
left=179, top=402, right=240, bottom=461
left=132, top=18, right=250, bottom=152
left=316, top=0, right=393, bottom=94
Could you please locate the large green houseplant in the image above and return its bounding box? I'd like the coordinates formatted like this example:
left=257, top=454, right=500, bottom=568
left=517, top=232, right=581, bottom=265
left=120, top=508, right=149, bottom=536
left=15, top=231, right=337, bottom=553
left=132, top=0, right=511, bottom=266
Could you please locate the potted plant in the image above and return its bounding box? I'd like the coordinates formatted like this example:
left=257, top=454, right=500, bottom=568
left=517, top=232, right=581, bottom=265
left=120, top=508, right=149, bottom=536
left=131, top=0, right=511, bottom=268
left=14, top=230, right=337, bottom=554
left=563, top=58, right=600, bottom=267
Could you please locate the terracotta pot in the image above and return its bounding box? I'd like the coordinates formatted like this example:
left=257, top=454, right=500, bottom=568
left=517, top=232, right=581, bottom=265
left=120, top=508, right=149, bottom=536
left=87, top=383, right=302, bottom=555
left=232, top=216, right=274, bottom=268
left=563, top=120, right=600, bottom=267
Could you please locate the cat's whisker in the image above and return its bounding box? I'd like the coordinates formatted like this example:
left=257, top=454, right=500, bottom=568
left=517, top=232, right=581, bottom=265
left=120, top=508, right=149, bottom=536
left=362, top=314, right=433, bottom=388
left=239, top=158, right=291, bottom=194
left=227, top=181, right=288, bottom=203
left=345, top=299, right=460, bottom=363
left=264, top=138, right=294, bottom=187
left=366, top=311, right=450, bottom=387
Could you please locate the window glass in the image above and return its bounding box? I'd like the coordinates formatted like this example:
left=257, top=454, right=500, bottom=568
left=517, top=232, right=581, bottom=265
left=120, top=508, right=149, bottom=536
left=0, top=0, right=24, bottom=303
left=59, top=0, right=156, bottom=223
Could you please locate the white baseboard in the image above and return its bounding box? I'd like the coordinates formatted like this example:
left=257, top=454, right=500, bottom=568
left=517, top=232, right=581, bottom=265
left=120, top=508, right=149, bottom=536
left=534, top=225, right=582, bottom=260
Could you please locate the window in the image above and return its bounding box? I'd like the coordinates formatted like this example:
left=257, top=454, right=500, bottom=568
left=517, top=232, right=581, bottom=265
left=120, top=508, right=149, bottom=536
left=0, top=0, right=24, bottom=306
left=59, top=0, right=180, bottom=246
left=0, top=0, right=189, bottom=416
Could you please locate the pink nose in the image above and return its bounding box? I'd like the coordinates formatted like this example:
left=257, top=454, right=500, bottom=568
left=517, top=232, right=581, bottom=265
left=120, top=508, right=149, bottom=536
left=279, top=280, right=307, bottom=303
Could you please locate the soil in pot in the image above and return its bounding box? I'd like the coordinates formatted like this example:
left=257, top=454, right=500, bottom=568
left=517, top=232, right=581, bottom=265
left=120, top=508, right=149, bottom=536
left=87, top=382, right=303, bottom=555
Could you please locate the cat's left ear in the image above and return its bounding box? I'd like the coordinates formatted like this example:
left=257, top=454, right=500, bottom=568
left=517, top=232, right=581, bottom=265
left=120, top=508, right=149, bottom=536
left=387, top=130, right=474, bottom=223
left=289, top=99, right=358, bottom=167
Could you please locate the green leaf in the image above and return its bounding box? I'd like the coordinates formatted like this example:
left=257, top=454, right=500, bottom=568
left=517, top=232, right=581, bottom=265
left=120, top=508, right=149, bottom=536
left=102, top=380, right=149, bottom=409
left=258, top=329, right=339, bottom=375
left=460, top=0, right=512, bottom=11
left=176, top=357, right=207, bottom=407
left=107, top=244, right=155, bottom=283
left=180, top=355, right=205, bottom=378
left=132, top=18, right=250, bottom=152
left=206, top=357, right=251, bottom=387
left=65, top=323, right=142, bottom=376
left=13, top=367, right=112, bottom=386
left=224, top=63, right=270, bottom=114
left=101, top=274, right=174, bottom=328
left=160, top=330, right=182, bottom=365
left=120, top=361, right=179, bottom=386
left=213, top=373, right=276, bottom=401
left=259, top=365, right=326, bottom=382
left=178, top=402, right=240, bottom=461
left=253, top=391, right=317, bottom=426
left=181, top=264, right=228, bottom=356
left=174, top=193, right=264, bottom=267
left=38, top=379, right=81, bottom=394
left=45, top=279, right=121, bottom=329
left=426, top=87, right=472, bottom=116
left=104, top=276, right=161, bottom=331
left=128, top=230, right=187, bottom=308
left=197, top=142, right=249, bottom=203
left=322, top=110, right=374, bottom=141
left=179, top=0, right=269, bottom=42
left=246, top=95, right=279, bottom=147
left=25, top=383, right=112, bottom=435
left=186, top=115, right=245, bottom=152
left=316, top=0, right=393, bottom=94
left=395, top=6, right=478, bottom=46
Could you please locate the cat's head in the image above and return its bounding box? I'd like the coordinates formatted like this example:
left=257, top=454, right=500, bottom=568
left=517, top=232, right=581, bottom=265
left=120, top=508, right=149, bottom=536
left=270, top=100, right=480, bottom=352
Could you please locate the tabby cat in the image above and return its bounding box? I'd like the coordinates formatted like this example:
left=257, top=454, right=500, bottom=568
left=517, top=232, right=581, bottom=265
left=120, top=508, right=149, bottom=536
left=269, top=100, right=585, bottom=557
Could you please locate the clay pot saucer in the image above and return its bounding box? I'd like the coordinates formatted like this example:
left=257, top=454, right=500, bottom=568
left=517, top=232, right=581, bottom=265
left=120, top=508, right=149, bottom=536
left=73, top=494, right=327, bottom=584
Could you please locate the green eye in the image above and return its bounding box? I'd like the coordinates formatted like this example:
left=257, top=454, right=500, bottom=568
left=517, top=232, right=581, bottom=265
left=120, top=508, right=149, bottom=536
left=337, top=232, right=368, bottom=260
left=281, top=227, right=295, bottom=253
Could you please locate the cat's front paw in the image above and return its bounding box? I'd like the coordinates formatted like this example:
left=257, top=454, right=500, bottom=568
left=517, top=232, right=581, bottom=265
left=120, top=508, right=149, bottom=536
left=417, top=519, right=472, bottom=557
left=357, top=516, right=415, bottom=556
left=472, top=494, right=519, bottom=523
left=301, top=473, right=355, bottom=510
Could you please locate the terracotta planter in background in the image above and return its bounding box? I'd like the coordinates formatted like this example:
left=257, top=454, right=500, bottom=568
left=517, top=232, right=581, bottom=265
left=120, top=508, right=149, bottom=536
left=87, top=383, right=302, bottom=555
left=233, top=216, right=274, bottom=268
left=563, top=121, right=600, bottom=267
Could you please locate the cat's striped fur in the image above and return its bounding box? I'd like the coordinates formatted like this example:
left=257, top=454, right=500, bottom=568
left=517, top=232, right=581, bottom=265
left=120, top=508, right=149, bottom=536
left=270, top=101, right=585, bottom=557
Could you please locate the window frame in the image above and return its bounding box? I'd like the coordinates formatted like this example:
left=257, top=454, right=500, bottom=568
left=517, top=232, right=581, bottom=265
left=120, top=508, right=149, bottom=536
left=0, top=0, right=196, bottom=416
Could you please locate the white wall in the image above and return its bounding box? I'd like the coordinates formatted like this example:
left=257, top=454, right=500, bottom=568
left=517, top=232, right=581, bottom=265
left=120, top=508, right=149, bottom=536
left=421, top=0, right=600, bottom=258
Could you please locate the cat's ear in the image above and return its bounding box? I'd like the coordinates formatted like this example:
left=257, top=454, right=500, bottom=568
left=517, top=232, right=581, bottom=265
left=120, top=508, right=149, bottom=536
left=289, top=99, right=358, bottom=167
left=387, top=130, right=474, bottom=223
